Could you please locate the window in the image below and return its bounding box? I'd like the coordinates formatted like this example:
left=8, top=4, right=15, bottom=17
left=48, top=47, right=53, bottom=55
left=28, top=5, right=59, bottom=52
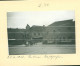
left=68, top=36, right=72, bottom=39
left=62, top=37, right=65, bottom=41
left=38, top=33, right=40, bottom=35
left=47, top=32, right=48, bottom=34
left=53, top=30, right=55, bottom=32
left=34, top=33, right=36, bottom=36
left=58, top=29, right=61, bottom=31
left=67, top=27, right=71, bottom=30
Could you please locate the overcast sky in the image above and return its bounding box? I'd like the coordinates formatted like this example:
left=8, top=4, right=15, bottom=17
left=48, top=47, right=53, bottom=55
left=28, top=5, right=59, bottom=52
left=7, top=11, right=75, bottom=28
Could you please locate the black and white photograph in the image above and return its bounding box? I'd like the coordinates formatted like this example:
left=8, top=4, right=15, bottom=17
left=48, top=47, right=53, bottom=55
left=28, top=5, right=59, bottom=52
left=7, top=11, right=76, bottom=55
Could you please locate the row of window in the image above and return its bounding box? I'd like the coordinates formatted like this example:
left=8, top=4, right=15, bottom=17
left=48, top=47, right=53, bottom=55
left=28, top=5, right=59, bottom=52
left=8, top=33, right=26, bottom=39
left=8, top=33, right=42, bottom=39
left=33, top=33, right=41, bottom=36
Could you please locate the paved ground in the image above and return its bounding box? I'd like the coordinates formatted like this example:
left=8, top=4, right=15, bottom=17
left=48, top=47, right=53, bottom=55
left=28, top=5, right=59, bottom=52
left=9, top=42, right=76, bottom=55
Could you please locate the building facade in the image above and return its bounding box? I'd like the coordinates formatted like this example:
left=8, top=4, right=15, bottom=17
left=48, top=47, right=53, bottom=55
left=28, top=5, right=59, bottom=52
left=8, top=19, right=75, bottom=45
left=8, top=24, right=45, bottom=45
left=43, top=19, right=75, bottom=44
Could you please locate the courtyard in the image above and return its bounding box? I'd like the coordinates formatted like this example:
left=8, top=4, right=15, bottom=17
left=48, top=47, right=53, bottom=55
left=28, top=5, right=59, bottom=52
left=9, top=42, right=76, bottom=55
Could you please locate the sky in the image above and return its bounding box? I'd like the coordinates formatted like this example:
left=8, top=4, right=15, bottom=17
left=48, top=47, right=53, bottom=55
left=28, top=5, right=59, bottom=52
left=7, top=11, right=75, bottom=28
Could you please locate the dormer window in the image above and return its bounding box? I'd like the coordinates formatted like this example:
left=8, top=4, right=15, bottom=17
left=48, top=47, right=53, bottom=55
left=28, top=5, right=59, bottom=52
left=53, top=30, right=55, bottom=32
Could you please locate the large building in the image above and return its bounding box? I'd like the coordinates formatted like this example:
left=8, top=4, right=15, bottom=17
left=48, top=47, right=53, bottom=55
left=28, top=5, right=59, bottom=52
left=8, top=28, right=26, bottom=45
left=43, top=19, right=75, bottom=44
left=8, top=24, right=45, bottom=45
left=7, top=19, right=75, bottom=45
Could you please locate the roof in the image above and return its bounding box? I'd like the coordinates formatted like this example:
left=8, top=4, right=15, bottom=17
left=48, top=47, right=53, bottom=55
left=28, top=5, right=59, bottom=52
left=30, top=25, right=45, bottom=32
left=48, top=19, right=75, bottom=27
left=8, top=28, right=26, bottom=33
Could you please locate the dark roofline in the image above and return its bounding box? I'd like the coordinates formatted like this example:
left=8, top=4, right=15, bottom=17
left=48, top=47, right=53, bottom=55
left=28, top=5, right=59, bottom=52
left=48, top=19, right=74, bottom=26
left=31, top=25, right=45, bottom=27
left=55, top=19, right=73, bottom=22
left=7, top=28, right=26, bottom=29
